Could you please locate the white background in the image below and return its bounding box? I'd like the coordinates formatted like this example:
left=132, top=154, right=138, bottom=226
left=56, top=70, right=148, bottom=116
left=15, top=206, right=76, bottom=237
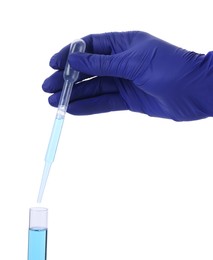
left=0, top=0, right=213, bottom=259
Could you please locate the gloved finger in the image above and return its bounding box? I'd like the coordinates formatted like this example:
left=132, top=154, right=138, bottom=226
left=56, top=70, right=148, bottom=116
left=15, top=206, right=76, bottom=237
left=49, top=32, right=119, bottom=70
left=67, top=94, right=128, bottom=115
left=69, top=51, right=134, bottom=79
left=49, top=44, right=70, bottom=70
left=81, top=32, right=142, bottom=54
left=72, top=77, right=119, bottom=100
left=49, top=44, right=96, bottom=80
left=48, top=91, right=127, bottom=115
left=48, top=76, right=120, bottom=105
left=82, top=33, right=114, bottom=54
left=42, top=69, right=94, bottom=94
left=42, top=71, right=63, bottom=93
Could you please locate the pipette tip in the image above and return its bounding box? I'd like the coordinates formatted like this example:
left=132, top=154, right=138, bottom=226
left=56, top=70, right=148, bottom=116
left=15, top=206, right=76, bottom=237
left=37, top=162, right=52, bottom=203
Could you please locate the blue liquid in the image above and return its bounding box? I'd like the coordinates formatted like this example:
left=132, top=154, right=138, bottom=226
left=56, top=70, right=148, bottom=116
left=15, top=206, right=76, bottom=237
left=45, top=117, right=64, bottom=163
left=28, top=228, right=47, bottom=260
left=37, top=117, right=64, bottom=202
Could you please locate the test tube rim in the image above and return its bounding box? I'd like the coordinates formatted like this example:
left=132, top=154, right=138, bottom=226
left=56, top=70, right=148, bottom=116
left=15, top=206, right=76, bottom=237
left=30, top=207, right=48, bottom=212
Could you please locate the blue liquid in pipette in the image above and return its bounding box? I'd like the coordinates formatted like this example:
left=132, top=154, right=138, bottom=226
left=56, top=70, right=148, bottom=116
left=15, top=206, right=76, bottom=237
left=37, top=117, right=64, bottom=203
left=45, top=117, right=64, bottom=163
left=28, top=228, right=47, bottom=260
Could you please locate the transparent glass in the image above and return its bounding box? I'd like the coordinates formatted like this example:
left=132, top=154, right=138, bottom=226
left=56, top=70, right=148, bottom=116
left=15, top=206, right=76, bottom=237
left=27, top=207, right=48, bottom=260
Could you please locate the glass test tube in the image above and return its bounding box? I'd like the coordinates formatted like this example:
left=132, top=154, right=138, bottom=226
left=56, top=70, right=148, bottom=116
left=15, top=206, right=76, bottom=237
left=28, top=207, right=48, bottom=260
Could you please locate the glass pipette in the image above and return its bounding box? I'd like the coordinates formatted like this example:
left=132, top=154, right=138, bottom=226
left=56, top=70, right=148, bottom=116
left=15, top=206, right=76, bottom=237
left=37, top=39, right=86, bottom=203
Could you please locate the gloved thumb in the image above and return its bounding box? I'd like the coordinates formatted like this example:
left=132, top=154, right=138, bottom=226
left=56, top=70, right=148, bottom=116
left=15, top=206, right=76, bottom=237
left=68, top=52, right=130, bottom=79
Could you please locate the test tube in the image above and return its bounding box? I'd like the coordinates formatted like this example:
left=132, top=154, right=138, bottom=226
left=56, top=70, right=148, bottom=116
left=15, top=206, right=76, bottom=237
left=28, top=207, right=48, bottom=260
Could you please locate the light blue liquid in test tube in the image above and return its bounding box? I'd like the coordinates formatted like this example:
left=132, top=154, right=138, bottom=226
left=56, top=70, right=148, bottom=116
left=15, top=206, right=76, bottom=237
left=28, top=229, right=47, bottom=260
left=28, top=207, right=48, bottom=260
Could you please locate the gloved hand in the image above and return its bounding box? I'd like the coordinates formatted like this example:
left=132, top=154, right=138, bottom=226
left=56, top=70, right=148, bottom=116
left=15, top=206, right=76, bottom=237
left=42, top=31, right=213, bottom=121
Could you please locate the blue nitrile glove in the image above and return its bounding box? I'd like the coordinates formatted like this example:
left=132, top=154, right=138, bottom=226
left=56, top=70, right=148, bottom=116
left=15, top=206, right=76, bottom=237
left=42, top=31, right=213, bottom=121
